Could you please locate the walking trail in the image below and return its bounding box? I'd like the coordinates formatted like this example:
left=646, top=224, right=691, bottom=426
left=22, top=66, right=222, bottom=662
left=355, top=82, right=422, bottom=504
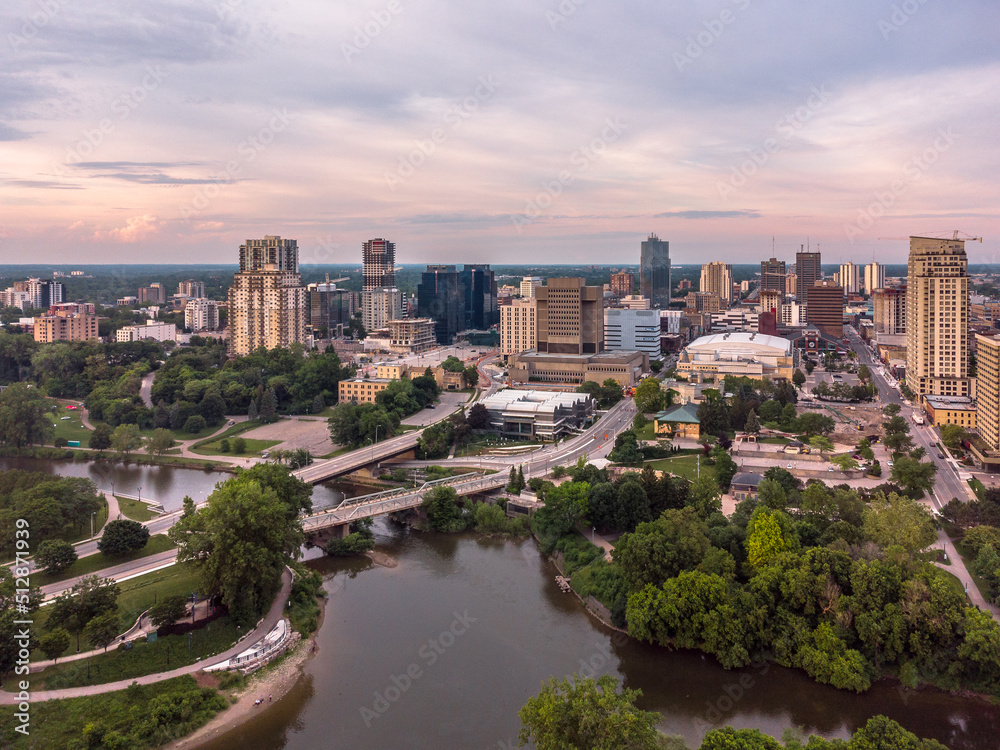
left=0, top=568, right=294, bottom=704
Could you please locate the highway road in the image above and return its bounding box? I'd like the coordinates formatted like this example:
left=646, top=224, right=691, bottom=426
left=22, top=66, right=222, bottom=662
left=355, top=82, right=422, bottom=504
left=843, top=326, right=971, bottom=507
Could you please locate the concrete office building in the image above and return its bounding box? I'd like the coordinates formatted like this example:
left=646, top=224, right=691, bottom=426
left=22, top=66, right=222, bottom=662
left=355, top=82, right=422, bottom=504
left=388, top=318, right=436, bottom=353
left=610, top=271, right=634, bottom=297
left=477, top=390, right=594, bottom=441
left=184, top=298, right=220, bottom=332
left=864, top=262, right=885, bottom=294
left=619, top=295, right=651, bottom=310
left=700, top=262, right=733, bottom=305
left=839, top=262, right=860, bottom=295
left=177, top=280, right=205, bottom=299
left=227, top=236, right=307, bottom=356
left=760, top=258, right=786, bottom=295
left=138, top=283, right=166, bottom=305
left=508, top=350, right=648, bottom=387
left=805, top=280, right=845, bottom=339
left=906, top=236, right=971, bottom=399
left=604, top=308, right=661, bottom=356
left=639, top=233, right=670, bottom=307
left=500, top=298, right=537, bottom=358
left=872, top=287, right=906, bottom=335
left=685, top=292, right=722, bottom=314
left=786, top=273, right=797, bottom=296
left=536, top=277, right=604, bottom=355
left=520, top=276, right=543, bottom=298
left=796, top=250, right=821, bottom=307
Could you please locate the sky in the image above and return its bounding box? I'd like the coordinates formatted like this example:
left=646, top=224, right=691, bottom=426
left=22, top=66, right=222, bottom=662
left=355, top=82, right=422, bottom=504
left=1, top=0, right=999, bottom=268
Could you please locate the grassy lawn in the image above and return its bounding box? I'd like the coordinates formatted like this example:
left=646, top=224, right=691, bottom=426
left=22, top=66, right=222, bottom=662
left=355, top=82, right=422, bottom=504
left=190, top=419, right=260, bottom=448
left=115, top=561, right=203, bottom=629
left=136, top=421, right=223, bottom=442
left=190, top=436, right=279, bottom=457
left=968, top=477, right=986, bottom=501
left=942, top=521, right=991, bottom=605
left=0, top=675, right=229, bottom=750
left=645, top=453, right=716, bottom=482
left=5, top=615, right=243, bottom=690
left=45, top=403, right=92, bottom=447
left=30, top=534, right=176, bottom=587
left=60, top=495, right=109, bottom=546
left=117, top=496, right=160, bottom=522
left=632, top=421, right=657, bottom=441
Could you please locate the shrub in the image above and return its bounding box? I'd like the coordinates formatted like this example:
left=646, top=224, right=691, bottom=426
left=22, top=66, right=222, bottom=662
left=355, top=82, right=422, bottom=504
left=184, top=415, right=207, bottom=434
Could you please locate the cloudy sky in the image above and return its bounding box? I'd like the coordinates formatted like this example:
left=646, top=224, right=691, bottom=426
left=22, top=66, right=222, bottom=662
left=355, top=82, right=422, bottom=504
left=1, top=0, right=998, bottom=267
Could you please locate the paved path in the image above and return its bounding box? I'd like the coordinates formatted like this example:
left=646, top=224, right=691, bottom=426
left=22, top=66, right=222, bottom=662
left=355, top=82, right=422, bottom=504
left=0, top=567, right=294, bottom=704
left=933, top=528, right=1000, bottom=617
left=139, top=371, right=155, bottom=408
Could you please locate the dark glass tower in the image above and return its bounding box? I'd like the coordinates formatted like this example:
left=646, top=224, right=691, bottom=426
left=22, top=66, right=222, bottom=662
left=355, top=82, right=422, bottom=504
left=639, top=233, right=670, bottom=308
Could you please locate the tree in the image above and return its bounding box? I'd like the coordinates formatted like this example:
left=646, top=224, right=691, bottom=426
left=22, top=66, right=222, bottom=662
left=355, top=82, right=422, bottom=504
left=110, top=423, right=143, bottom=458
left=45, top=576, right=119, bottom=652
left=780, top=402, right=798, bottom=428
left=759, top=400, right=782, bottom=423
left=534, top=482, right=589, bottom=540
left=90, top=422, right=113, bottom=451
left=507, top=466, right=522, bottom=493
left=183, top=414, right=207, bottom=434
left=714, top=450, right=738, bottom=491
left=746, top=507, right=788, bottom=568
left=857, top=438, right=875, bottom=462
left=462, top=365, right=480, bottom=388
left=0, top=382, right=53, bottom=448
left=884, top=403, right=901, bottom=417
left=862, top=491, right=936, bottom=552
left=633, top=377, right=664, bottom=414
left=890, top=456, right=937, bottom=497
left=467, top=403, right=490, bottom=430
left=35, top=538, right=78, bottom=573
left=941, top=423, right=968, bottom=452
left=259, top=387, right=278, bottom=423
left=809, top=435, right=834, bottom=455
left=797, top=412, right=835, bottom=437
left=233, top=437, right=247, bottom=454
left=518, top=675, right=664, bottom=750
left=39, top=628, right=71, bottom=662
left=756, top=478, right=788, bottom=510
left=613, top=478, right=650, bottom=533
left=219, top=438, right=231, bottom=453
left=83, top=610, right=121, bottom=652
left=168, top=473, right=304, bottom=625
left=812, top=380, right=830, bottom=399
left=613, top=507, right=710, bottom=591
left=148, top=594, right=188, bottom=628
left=792, top=369, right=806, bottom=387
left=884, top=430, right=915, bottom=454
left=700, top=727, right=782, bottom=750
left=422, top=486, right=466, bottom=532
left=744, top=409, right=761, bottom=436
left=804, top=359, right=815, bottom=375
left=248, top=400, right=259, bottom=421
left=688, top=474, right=721, bottom=518
left=98, top=519, right=150, bottom=556
left=831, top=454, right=859, bottom=472
left=146, top=428, right=175, bottom=457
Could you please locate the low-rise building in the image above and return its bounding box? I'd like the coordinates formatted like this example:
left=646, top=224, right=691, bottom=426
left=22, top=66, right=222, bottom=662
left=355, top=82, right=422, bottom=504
left=508, top=350, right=649, bottom=387
left=676, top=332, right=796, bottom=382
left=116, top=321, right=177, bottom=343
left=117, top=296, right=138, bottom=306
left=338, top=377, right=393, bottom=404
left=731, top=472, right=765, bottom=502
left=477, top=390, right=594, bottom=441
left=376, top=363, right=408, bottom=380
left=653, top=403, right=701, bottom=439
left=923, top=395, right=976, bottom=429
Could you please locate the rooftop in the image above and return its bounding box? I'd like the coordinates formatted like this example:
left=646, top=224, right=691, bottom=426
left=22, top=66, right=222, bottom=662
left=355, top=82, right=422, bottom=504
left=654, top=402, right=701, bottom=424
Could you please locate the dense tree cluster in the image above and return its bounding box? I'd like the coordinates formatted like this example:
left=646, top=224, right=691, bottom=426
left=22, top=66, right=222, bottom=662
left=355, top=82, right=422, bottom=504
left=577, top=378, right=625, bottom=408
left=0, top=382, right=53, bottom=449
left=518, top=675, right=949, bottom=750
left=0, top=470, right=103, bottom=557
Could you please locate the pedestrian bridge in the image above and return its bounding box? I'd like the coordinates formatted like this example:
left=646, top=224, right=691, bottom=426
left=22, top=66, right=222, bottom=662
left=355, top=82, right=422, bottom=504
left=300, top=471, right=508, bottom=543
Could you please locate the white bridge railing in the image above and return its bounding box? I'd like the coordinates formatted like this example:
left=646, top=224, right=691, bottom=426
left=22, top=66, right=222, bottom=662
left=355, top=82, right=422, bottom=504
left=300, top=471, right=508, bottom=530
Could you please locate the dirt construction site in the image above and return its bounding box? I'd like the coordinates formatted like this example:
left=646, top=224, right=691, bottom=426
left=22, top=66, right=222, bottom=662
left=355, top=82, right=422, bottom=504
left=798, top=401, right=884, bottom=443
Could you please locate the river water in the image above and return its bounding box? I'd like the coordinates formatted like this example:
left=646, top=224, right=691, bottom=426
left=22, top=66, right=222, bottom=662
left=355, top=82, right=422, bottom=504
left=0, top=456, right=361, bottom=512
left=8, top=456, right=998, bottom=748
left=197, top=520, right=1000, bottom=750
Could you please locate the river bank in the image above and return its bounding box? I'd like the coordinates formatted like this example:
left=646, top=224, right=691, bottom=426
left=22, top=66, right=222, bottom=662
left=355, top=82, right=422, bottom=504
left=166, top=596, right=328, bottom=750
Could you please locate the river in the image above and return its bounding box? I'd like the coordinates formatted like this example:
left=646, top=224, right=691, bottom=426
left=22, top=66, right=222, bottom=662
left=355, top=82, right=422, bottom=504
left=196, top=519, right=1000, bottom=750
left=0, top=456, right=365, bottom=512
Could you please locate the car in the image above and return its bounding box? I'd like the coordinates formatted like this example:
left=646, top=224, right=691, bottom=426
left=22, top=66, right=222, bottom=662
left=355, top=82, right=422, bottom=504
left=852, top=454, right=862, bottom=460
left=938, top=453, right=945, bottom=459
left=828, top=466, right=835, bottom=471
left=786, top=463, right=793, bottom=469
left=425, top=403, right=435, bottom=409
left=887, top=460, right=894, bottom=468
left=261, top=451, right=270, bottom=458
left=228, top=420, right=235, bottom=426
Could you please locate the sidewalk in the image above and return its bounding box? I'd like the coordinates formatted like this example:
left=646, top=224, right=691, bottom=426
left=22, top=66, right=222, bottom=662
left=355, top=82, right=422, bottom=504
left=933, top=529, right=1000, bottom=619
left=0, top=568, right=294, bottom=704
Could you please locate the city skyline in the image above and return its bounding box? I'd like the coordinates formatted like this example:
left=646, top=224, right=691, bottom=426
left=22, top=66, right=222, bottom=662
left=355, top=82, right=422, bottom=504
left=1, top=2, right=997, bottom=265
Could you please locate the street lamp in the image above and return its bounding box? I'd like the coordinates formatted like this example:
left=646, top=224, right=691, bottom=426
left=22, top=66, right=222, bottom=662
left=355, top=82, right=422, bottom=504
left=91, top=511, right=96, bottom=538
left=137, top=486, right=141, bottom=503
